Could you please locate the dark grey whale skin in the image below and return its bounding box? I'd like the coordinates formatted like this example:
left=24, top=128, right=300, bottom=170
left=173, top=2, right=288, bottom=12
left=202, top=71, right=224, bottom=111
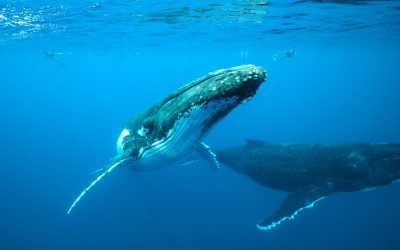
left=216, top=140, right=400, bottom=230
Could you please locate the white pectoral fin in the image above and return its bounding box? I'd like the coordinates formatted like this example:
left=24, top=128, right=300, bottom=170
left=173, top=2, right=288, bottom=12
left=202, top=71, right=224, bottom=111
left=196, top=142, right=220, bottom=171
left=67, top=158, right=127, bottom=214
left=257, top=181, right=334, bottom=230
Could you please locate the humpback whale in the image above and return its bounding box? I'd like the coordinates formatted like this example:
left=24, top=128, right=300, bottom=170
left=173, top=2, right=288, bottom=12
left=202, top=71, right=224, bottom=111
left=67, top=65, right=267, bottom=214
left=44, top=51, right=69, bottom=67
left=216, top=140, right=400, bottom=230
left=272, top=49, right=296, bottom=61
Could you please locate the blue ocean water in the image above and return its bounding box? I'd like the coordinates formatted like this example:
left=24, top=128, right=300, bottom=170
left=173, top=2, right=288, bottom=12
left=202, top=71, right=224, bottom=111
left=1, top=0, right=400, bottom=249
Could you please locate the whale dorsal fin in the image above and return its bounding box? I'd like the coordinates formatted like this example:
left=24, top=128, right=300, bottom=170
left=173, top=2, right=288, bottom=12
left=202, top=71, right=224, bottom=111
left=257, top=181, right=334, bottom=230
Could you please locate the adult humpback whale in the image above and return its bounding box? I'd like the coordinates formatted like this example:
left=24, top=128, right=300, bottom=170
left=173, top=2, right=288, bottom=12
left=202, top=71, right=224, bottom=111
left=216, top=140, right=400, bottom=230
left=67, top=65, right=267, bottom=214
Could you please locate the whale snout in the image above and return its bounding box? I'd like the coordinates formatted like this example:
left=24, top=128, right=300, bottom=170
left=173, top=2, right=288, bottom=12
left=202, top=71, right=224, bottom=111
left=202, top=64, right=267, bottom=103
left=230, top=64, right=266, bottom=98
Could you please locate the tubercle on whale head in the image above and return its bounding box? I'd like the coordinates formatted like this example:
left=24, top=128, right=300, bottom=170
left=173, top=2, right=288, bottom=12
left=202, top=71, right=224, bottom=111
left=203, top=64, right=267, bottom=105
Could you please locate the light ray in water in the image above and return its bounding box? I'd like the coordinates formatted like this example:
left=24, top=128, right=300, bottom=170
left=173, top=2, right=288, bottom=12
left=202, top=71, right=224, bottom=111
left=67, top=158, right=127, bottom=214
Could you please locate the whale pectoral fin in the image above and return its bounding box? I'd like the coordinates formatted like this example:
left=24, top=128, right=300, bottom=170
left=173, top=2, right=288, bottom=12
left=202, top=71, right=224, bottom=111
left=67, top=158, right=128, bottom=214
left=257, top=181, right=334, bottom=230
left=196, top=142, right=220, bottom=171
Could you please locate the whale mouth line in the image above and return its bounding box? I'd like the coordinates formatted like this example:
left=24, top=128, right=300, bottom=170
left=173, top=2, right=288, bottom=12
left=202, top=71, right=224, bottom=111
left=138, top=97, right=238, bottom=162
left=138, top=128, right=175, bottom=159
left=137, top=101, right=209, bottom=159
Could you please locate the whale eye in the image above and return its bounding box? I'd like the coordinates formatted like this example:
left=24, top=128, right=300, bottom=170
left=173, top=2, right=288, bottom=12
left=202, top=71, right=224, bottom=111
left=137, top=120, right=153, bottom=137
left=144, top=121, right=152, bottom=129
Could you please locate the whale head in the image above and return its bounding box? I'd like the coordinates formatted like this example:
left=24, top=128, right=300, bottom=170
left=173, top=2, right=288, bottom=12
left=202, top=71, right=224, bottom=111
left=116, top=64, right=266, bottom=167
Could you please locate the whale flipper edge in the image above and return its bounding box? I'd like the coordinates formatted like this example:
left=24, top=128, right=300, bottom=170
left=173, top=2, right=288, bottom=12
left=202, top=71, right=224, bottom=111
left=257, top=181, right=334, bottom=230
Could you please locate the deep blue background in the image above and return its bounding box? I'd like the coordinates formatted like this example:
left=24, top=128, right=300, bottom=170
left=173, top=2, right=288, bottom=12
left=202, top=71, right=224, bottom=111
left=1, top=0, right=400, bottom=248
left=1, top=45, right=399, bottom=249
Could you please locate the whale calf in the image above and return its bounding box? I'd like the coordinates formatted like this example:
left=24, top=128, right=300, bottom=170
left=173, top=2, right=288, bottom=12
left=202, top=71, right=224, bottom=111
left=216, top=140, right=400, bottom=230
left=67, top=65, right=267, bottom=214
